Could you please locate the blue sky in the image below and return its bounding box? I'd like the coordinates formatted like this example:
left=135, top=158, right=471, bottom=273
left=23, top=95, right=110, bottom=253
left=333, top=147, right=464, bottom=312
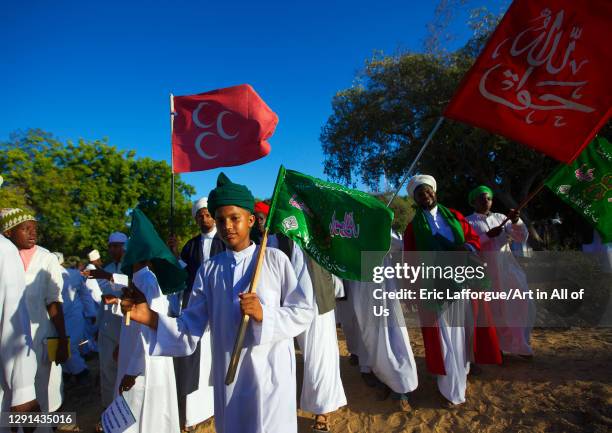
left=1, top=0, right=506, bottom=199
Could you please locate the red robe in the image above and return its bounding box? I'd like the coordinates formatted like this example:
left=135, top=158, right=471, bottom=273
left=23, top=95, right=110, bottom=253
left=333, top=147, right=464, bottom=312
left=403, top=207, right=501, bottom=375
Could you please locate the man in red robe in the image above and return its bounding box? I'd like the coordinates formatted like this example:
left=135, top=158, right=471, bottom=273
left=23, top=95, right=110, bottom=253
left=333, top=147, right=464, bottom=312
left=402, top=175, right=501, bottom=405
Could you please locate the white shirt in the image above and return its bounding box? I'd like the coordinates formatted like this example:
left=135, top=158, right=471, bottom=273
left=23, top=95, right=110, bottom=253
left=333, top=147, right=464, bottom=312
left=22, top=245, right=65, bottom=412
left=424, top=206, right=455, bottom=242
left=200, top=227, right=218, bottom=264
left=0, top=235, right=37, bottom=411
left=466, top=212, right=528, bottom=252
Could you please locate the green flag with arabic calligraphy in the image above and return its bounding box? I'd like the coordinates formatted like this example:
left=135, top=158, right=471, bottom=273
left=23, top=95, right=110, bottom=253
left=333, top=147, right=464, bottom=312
left=266, top=166, right=393, bottom=281
left=544, top=137, right=612, bottom=243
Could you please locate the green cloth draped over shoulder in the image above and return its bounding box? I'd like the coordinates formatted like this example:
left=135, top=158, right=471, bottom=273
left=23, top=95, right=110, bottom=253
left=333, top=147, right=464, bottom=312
left=121, top=208, right=187, bottom=295
left=410, top=204, right=480, bottom=312
left=411, top=204, right=465, bottom=251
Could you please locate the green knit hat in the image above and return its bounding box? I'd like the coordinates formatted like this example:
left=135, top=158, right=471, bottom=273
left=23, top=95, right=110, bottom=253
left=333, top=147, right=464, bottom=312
left=468, top=185, right=493, bottom=206
left=207, top=173, right=255, bottom=217
left=0, top=208, right=37, bottom=233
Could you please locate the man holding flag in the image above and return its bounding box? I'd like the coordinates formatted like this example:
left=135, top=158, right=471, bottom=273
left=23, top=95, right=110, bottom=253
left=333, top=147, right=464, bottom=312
left=466, top=186, right=535, bottom=357
left=121, top=173, right=314, bottom=433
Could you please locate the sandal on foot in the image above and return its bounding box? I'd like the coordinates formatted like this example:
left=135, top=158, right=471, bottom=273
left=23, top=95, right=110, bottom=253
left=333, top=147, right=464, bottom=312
left=312, top=414, right=330, bottom=432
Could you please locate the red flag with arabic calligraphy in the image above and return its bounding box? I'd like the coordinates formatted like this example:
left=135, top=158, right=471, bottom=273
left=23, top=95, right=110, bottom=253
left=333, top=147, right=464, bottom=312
left=171, top=84, right=278, bottom=173
left=444, top=0, right=612, bottom=163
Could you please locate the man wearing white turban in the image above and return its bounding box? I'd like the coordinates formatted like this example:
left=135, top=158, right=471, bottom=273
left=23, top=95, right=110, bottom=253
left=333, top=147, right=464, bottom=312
left=402, top=175, right=501, bottom=406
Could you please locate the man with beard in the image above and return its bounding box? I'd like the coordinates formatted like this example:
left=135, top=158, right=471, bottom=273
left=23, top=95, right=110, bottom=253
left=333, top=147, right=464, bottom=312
left=402, top=176, right=501, bottom=405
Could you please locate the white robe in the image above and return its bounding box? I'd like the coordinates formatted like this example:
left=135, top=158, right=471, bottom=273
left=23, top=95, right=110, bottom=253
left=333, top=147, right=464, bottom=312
left=296, top=275, right=347, bottom=414
left=183, top=328, right=214, bottom=428
left=183, top=231, right=217, bottom=428
left=283, top=243, right=346, bottom=415
left=467, top=212, right=534, bottom=355
left=22, top=246, right=64, bottom=412
left=435, top=300, right=470, bottom=404
left=98, top=262, right=125, bottom=408
left=344, top=236, right=419, bottom=395
left=359, top=235, right=418, bottom=394
left=115, top=267, right=180, bottom=433
left=411, top=214, right=470, bottom=404
left=60, top=268, right=87, bottom=375
left=152, top=244, right=314, bottom=433
left=0, top=235, right=37, bottom=421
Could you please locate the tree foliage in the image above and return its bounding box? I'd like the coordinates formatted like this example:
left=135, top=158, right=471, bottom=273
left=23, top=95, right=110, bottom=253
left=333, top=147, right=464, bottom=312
left=0, top=129, right=197, bottom=258
left=320, top=23, right=610, bottom=248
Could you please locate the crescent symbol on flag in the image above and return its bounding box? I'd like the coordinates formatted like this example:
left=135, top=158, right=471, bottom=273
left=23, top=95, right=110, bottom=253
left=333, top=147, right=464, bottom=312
left=195, top=132, right=218, bottom=159
left=217, top=111, right=239, bottom=140
left=193, top=103, right=214, bottom=128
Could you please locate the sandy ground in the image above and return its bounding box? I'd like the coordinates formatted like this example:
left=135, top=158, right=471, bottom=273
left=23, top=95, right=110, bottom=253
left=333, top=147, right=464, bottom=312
left=57, top=327, right=612, bottom=433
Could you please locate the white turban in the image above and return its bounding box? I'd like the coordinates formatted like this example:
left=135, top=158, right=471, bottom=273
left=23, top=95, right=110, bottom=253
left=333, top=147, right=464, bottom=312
left=192, top=197, right=209, bottom=218
left=52, top=252, right=64, bottom=265
left=88, top=249, right=101, bottom=262
left=406, top=174, right=437, bottom=198
left=108, top=232, right=128, bottom=244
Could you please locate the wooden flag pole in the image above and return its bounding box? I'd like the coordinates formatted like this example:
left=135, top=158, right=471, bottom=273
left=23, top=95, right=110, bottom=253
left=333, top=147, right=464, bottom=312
left=225, top=228, right=269, bottom=385
left=225, top=166, right=285, bottom=385
left=386, top=117, right=445, bottom=207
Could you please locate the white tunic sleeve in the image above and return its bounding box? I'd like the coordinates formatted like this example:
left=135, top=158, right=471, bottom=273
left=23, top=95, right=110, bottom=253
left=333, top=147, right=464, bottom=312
left=44, top=255, right=64, bottom=306
left=122, top=269, right=166, bottom=377
left=504, top=217, right=529, bottom=243
left=151, top=266, right=209, bottom=357
left=252, top=250, right=314, bottom=345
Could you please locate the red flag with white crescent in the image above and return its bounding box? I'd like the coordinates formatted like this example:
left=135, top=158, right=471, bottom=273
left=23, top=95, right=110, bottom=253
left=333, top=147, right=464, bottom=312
left=444, top=0, right=612, bottom=163
left=171, top=84, right=278, bottom=173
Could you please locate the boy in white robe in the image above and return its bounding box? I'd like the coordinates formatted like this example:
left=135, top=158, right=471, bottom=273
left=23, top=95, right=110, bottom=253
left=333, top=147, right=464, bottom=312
left=112, top=263, right=180, bottom=433
left=0, top=233, right=39, bottom=433
left=1, top=208, right=68, bottom=413
left=466, top=185, right=534, bottom=356
left=122, top=173, right=314, bottom=433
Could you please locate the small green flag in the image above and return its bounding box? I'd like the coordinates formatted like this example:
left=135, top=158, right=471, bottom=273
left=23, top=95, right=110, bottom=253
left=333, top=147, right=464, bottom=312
left=544, top=137, right=612, bottom=243
left=121, top=209, right=187, bottom=294
left=266, top=166, right=393, bottom=281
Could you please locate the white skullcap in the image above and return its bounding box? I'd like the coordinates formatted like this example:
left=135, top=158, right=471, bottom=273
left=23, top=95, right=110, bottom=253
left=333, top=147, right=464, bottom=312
left=108, top=232, right=128, bottom=244
left=88, top=249, right=101, bottom=261
left=406, top=174, right=437, bottom=198
left=192, top=197, right=209, bottom=218
left=52, top=252, right=64, bottom=265
left=85, top=263, right=96, bottom=270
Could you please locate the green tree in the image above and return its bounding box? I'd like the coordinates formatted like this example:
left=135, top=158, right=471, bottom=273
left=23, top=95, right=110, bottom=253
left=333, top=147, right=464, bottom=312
left=320, top=19, right=610, bottom=248
left=0, top=129, right=196, bottom=259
